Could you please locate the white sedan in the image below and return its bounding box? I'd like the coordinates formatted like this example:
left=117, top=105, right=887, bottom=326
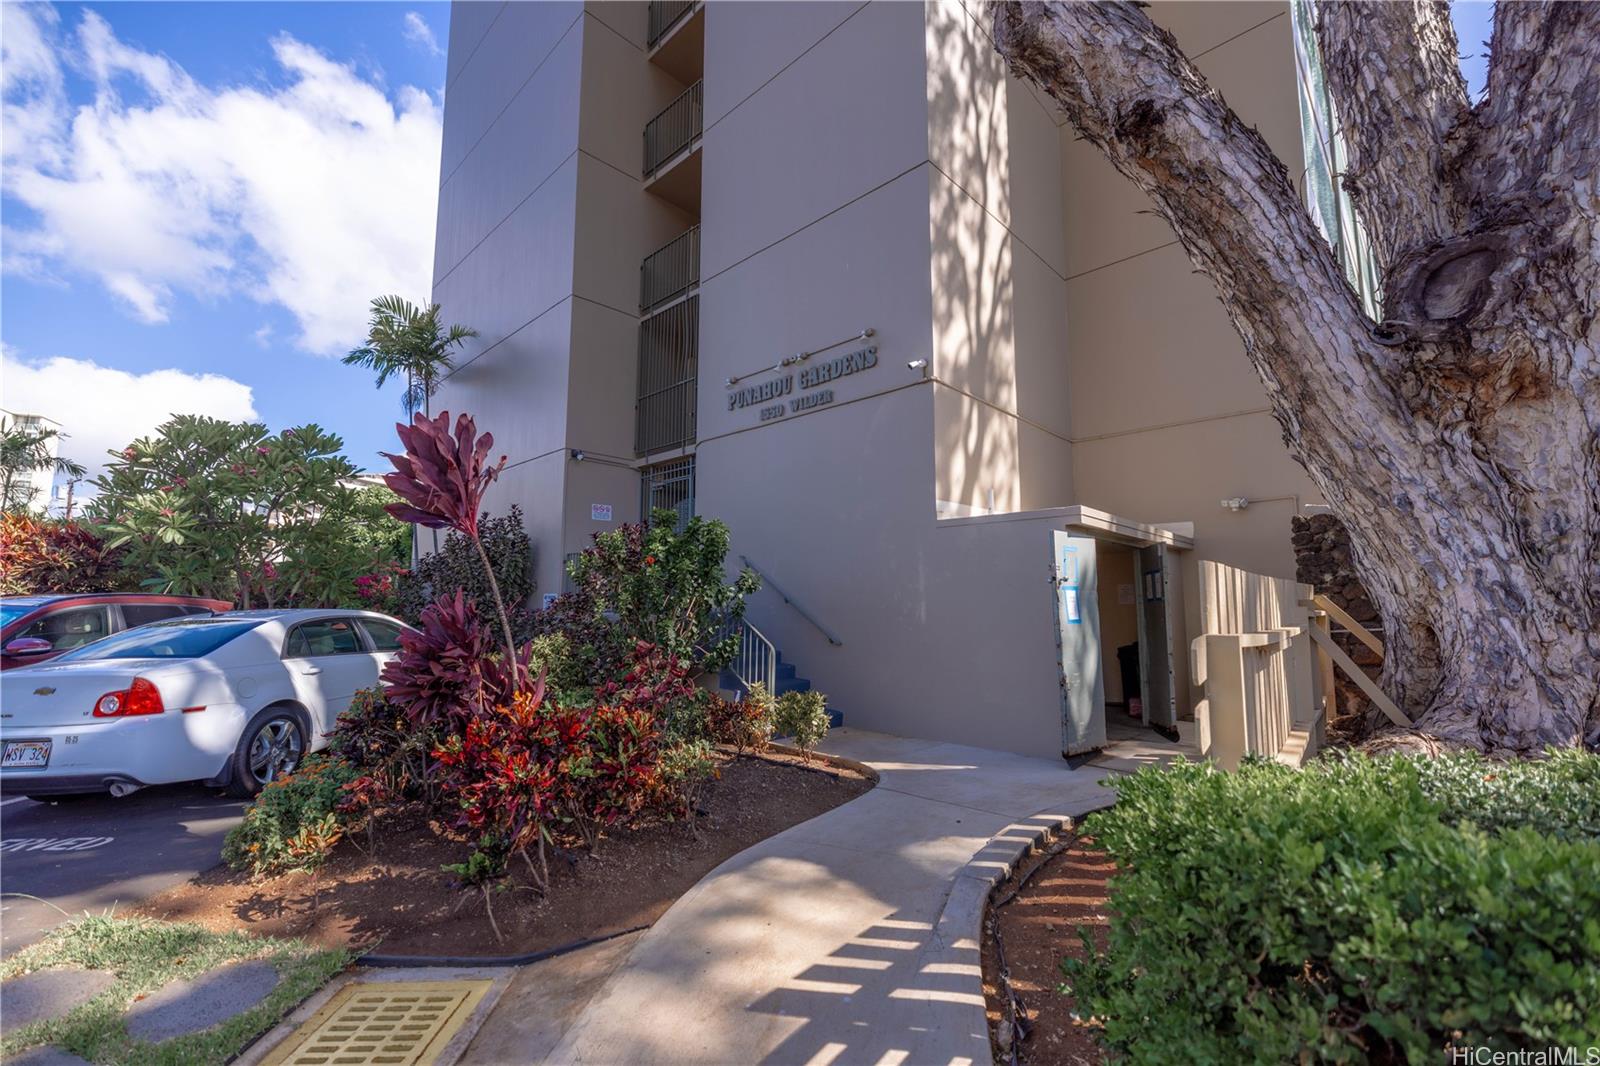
left=0, top=609, right=410, bottom=799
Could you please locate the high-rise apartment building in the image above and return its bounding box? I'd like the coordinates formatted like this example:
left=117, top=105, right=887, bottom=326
left=431, top=0, right=1350, bottom=758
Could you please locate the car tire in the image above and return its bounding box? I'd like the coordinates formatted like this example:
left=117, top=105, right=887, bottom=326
left=228, top=706, right=307, bottom=797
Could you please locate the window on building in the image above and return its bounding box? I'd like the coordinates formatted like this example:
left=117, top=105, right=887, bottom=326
left=641, top=456, right=695, bottom=532
left=1290, top=0, right=1382, bottom=319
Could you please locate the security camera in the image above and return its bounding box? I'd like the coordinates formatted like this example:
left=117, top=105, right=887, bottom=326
left=571, top=449, right=586, bottom=462
left=907, top=359, right=928, bottom=370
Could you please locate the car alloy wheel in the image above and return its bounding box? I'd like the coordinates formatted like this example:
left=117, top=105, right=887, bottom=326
left=247, top=717, right=303, bottom=786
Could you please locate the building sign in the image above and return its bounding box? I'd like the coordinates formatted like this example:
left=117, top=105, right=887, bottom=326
left=591, top=503, right=613, bottom=522
left=728, top=345, right=878, bottom=425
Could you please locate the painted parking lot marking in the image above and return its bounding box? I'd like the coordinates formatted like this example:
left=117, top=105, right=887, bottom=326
left=0, top=837, right=115, bottom=852
left=0, top=797, right=27, bottom=807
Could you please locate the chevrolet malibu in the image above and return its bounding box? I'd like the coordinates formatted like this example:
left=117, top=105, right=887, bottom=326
left=0, top=610, right=410, bottom=800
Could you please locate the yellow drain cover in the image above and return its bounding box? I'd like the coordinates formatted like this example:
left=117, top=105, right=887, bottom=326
left=261, top=980, right=491, bottom=1066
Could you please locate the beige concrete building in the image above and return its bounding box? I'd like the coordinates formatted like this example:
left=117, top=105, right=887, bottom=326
left=431, top=0, right=1352, bottom=758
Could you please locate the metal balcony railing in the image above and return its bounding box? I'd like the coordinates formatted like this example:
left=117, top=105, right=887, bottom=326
left=647, top=0, right=697, bottom=49
left=635, top=296, right=698, bottom=455
left=643, top=81, right=703, bottom=178
left=640, top=226, right=700, bottom=314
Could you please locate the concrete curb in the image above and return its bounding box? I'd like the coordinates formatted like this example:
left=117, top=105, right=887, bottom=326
left=925, top=800, right=1118, bottom=1031
left=760, top=741, right=882, bottom=784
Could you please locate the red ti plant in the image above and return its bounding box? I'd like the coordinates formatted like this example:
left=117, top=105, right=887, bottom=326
left=380, top=591, right=526, bottom=728
left=381, top=411, right=519, bottom=682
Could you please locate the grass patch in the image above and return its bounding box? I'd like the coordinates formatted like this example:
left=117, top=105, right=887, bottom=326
left=1, top=914, right=349, bottom=1066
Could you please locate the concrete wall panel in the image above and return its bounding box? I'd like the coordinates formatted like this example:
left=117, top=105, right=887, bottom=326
left=699, top=0, right=929, bottom=277
left=701, top=1, right=863, bottom=127
left=440, top=2, right=584, bottom=180
left=435, top=27, right=583, bottom=280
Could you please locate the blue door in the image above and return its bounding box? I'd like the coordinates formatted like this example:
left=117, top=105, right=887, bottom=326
left=1052, top=531, right=1105, bottom=754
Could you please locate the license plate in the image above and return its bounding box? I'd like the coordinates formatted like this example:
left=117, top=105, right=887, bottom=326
left=2, top=740, right=51, bottom=769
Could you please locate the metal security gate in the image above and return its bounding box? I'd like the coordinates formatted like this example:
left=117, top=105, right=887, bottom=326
left=641, top=456, right=694, bottom=530
left=635, top=296, right=698, bottom=456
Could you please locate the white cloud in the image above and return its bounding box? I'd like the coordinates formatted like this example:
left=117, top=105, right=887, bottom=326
left=0, top=3, right=442, bottom=354
left=0, top=350, right=258, bottom=482
left=403, top=12, right=442, bottom=58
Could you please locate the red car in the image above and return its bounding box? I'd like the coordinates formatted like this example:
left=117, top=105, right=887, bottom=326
left=0, top=594, right=234, bottom=670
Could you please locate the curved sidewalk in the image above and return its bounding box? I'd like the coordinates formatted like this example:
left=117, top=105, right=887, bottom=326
left=541, top=728, right=1145, bottom=1066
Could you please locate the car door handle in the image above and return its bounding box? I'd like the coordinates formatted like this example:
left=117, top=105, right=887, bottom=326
left=300, top=666, right=323, bottom=676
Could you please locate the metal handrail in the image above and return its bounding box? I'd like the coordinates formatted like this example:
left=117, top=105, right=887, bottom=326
left=740, top=555, right=843, bottom=646
left=640, top=225, right=700, bottom=313
left=722, top=616, right=778, bottom=695
left=647, top=0, right=696, bottom=49
left=643, top=81, right=703, bottom=177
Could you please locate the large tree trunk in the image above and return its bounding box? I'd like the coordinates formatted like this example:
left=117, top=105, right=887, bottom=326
left=989, top=1, right=1600, bottom=753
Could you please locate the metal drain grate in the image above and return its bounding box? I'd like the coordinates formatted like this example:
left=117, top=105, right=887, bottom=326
left=261, top=980, right=491, bottom=1066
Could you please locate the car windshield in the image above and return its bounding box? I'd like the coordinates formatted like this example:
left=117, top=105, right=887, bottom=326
left=52, top=618, right=265, bottom=662
left=1, top=601, right=47, bottom=627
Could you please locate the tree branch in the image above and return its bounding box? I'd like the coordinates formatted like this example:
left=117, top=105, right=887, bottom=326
left=986, top=1, right=1395, bottom=459
left=1314, top=2, right=1469, bottom=271
left=1465, top=1, right=1600, bottom=211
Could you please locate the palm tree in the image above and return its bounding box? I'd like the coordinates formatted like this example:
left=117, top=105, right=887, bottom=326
left=0, top=416, right=85, bottom=514
left=342, top=295, right=478, bottom=416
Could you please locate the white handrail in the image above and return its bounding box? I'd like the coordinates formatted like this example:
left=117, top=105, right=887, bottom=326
left=722, top=616, right=777, bottom=695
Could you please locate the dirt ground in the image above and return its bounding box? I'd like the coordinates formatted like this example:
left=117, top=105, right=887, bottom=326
left=134, top=749, right=871, bottom=957
left=980, top=834, right=1115, bottom=1066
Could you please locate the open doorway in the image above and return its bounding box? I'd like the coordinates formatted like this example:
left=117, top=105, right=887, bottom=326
left=1052, top=508, right=1190, bottom=757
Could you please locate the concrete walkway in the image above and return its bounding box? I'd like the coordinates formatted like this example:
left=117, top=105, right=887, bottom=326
left=534, top=727, right=1160, bottom=1066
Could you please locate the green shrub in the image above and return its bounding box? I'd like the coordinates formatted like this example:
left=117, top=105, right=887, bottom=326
left=775, top=689, right=829, bottom=760
left=397, top=506, right=534, bottom=635
left=658, top=738, right=718, bottom=819
left=222, top=756, right=360, bottom=876
left=1065, top=756, right=1600, bottom=1063
left=708, top=683, right=775, bottom=753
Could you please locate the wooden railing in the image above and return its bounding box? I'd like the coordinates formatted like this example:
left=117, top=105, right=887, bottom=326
left=1303, top=593, right=1411, bottom=728
left=1192, top=561, right=1320, bottom=769
left=1193, top=560, right=1409, bottom=771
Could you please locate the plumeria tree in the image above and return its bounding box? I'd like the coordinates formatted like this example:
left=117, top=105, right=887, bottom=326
left=91, top=416, right=403, bottom=607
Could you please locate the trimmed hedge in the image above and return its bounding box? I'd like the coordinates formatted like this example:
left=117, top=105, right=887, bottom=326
left=1066, top=753, right=1600, bottom=1062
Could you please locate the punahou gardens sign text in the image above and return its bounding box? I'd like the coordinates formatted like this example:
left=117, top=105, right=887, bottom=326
left=727, top=345, right=880, bottom=424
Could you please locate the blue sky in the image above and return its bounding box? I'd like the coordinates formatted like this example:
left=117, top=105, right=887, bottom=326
left=2, top=1, right=449, bottom=483
left=1, top=1, right=1494, bottom=494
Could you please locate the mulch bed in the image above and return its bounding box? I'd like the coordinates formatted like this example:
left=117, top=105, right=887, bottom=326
left=133, top=748, right=871, bottom=958
left=981, top=833, right=1116, bottom=1066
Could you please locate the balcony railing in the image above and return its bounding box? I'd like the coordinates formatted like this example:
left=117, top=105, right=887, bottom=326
left=647, top=0, right=697, bottom=49
left=640, top=226, right=700, bottom=314
left=635, top=296, right=698, bottom=455
left=643, top=81, right=703, bottom=178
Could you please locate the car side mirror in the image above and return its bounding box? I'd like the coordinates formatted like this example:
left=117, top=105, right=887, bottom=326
left=3, top=637, right=54, bottom=656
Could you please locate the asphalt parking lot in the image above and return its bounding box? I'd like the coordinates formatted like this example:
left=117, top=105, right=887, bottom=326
left=0, top=786, right=248, bottom=952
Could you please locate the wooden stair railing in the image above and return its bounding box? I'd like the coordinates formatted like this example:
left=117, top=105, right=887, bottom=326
left=1301, top=595, right=1411, bottom=727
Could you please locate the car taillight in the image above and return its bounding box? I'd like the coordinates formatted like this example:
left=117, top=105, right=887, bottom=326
left=93, top=677, right=165, bottom=717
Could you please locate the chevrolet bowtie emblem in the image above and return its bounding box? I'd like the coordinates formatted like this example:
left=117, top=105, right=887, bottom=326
left=33, top=686, right=56, bottom=695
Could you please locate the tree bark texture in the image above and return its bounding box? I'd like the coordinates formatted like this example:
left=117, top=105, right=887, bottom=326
left=989, top=1, right=1599, bottom=753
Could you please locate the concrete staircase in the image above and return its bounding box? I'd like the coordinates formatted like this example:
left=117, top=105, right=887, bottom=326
left=718, top=650, right=844, bottom=727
